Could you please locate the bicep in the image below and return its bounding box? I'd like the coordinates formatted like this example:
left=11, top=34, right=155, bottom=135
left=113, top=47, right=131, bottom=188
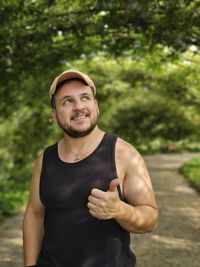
left=123, top=154, right=157, bottom=209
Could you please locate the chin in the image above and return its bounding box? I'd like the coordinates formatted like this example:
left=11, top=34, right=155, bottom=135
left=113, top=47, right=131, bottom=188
left=65, top=125, right=96, bottom=138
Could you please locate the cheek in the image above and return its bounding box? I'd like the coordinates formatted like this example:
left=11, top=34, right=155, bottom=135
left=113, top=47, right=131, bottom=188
left=94, top=106, right=99, bottom=116
left=89, top=107, right=98, bottom=117
left=89, top=103, right=99, bottom=113
left=94, top=102, right=99, bottom=115
left=55, top=108, right=71, bottom=121
left=96, top=106, right=99, bottom=115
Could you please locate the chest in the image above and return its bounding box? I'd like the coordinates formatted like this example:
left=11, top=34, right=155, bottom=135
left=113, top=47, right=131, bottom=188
left=40, top=157, right=116, bottom=209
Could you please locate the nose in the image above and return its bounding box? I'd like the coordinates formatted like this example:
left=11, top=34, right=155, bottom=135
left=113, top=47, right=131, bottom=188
left=72, top=99, right=85, bottom=111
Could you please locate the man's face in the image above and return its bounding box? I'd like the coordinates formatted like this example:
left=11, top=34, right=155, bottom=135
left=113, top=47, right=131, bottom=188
left=51, top=80, right=99, bottom=138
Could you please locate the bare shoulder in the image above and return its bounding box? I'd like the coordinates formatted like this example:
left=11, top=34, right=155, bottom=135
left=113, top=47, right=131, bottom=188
left=33, top=151, right=44, bottom=174
left=29, top=150, right=44, bottom=186
left=116, top=137, right=145, bottom=168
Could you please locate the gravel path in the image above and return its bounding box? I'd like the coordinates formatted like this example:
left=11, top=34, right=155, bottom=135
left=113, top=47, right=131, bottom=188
left=0, top=207, right=24, bottom=267
left=132, top=153, right=200, bottom=267
left=0, top=153, right=200, bottom=267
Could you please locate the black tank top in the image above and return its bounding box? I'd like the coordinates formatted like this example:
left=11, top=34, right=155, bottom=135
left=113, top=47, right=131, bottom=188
left=36, top=133, right=136, bottom=267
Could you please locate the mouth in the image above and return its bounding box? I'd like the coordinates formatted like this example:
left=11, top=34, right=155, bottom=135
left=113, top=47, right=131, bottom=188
left=71, top=113, right=88, bottom=121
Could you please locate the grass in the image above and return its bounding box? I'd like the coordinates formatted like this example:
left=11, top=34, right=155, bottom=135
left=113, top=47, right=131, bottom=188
left=180, top=156, right=200, bottom=192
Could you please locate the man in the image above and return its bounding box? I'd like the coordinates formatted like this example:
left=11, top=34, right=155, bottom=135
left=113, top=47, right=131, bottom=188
left=23, top=69, right=158, bottom=267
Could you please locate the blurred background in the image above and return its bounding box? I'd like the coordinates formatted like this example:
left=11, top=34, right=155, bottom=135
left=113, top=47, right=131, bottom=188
left=0, top=1, right=200, bottom=266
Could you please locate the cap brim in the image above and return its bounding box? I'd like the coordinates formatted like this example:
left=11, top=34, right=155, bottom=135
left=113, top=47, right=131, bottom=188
left=50, top=69, right=96, bottom=99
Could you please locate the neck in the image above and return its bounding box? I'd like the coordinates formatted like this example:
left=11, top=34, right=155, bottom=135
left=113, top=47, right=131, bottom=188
left=62, top=126, right=103, bottom=151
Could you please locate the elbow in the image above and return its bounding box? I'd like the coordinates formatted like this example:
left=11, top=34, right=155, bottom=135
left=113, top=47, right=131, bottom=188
left=129, top=221, right=157, bottom=234
left=145, top=220, right=158, bottom=233
left=132, top=208, right=159, bottom=234
left=145, top=209, right=159, bottom=233
left=131, top=222, right=157, bottom=234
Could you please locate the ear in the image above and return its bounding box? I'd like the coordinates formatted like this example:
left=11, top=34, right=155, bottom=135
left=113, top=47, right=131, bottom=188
left=51, top=109, right=58, bottom=123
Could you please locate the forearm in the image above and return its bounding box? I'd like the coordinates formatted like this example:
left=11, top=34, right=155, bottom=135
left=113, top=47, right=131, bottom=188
left=23, top=206, right=44, bottom=266
left=115, top=201, right=158, bottom=233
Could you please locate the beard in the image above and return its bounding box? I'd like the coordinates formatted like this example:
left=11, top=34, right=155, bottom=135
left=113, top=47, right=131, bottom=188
left=56, top=112, right=98, bottom=138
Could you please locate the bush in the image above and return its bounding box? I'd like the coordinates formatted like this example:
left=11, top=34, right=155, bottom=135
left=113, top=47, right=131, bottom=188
left=180, top=156, right=200, bottom=192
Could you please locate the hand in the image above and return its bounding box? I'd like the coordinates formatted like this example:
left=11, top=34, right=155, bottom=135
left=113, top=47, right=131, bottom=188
left=87, top=179, right=122, bottom=220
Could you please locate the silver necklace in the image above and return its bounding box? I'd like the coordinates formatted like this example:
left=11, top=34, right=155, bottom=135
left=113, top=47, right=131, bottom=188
left=66, top=133, right=102, bottom=162
left=72, top=152, right=82, bottom=162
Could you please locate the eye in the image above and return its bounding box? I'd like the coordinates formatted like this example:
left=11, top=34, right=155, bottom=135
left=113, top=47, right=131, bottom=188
left=62, top=98, right=72, bottom=105
left=82, top=96, right=90, bottom=101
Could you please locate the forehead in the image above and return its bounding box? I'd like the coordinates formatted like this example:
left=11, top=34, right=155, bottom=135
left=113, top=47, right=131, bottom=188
left=55, top=80, right=93, bottom=98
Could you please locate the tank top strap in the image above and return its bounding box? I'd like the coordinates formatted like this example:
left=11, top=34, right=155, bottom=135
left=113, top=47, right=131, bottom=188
left=103, top=133, right=118, bottom=176
left=43, top=142, right=57, bottom=162
left=103, top=133, right=125, bottom=200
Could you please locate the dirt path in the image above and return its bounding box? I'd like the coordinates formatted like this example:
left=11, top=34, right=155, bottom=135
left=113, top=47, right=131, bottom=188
left=0, top=153, right=200, bottom=267
left=131, top=153, right=200, bottom=267
left=0, top=207, right=25, bottom=267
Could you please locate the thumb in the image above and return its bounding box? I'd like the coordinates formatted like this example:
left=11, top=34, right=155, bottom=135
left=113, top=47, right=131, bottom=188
left=108, top=178, right=120, bottom=192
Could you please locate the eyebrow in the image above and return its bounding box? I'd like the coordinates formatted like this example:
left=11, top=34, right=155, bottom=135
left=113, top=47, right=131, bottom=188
left=60, top=92, right=92, bottom=102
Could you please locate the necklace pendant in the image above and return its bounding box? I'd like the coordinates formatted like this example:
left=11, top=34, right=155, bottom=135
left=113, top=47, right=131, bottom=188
left=74, top=154, right=81, bottom=161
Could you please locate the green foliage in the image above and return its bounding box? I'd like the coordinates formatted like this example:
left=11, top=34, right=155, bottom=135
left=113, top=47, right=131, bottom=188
left=1, top=0, right=199, bottom=81
left=180, top=156, right=200, bottom=192
left=0, top=179, right=29, bottom=218
left=110, top=95, right=196, bottom=143
left=79, top=53, right=200, bottom=146
left=0, top=155, right=33, bottom=219
left=0, top=0, right=200, bottom=217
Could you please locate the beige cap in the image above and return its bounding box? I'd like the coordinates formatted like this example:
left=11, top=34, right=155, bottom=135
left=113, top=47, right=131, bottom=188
left=50, top=69, right=96, bottom=99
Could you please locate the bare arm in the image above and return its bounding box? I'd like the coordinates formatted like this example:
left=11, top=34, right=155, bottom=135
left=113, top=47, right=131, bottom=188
left=23, top=152, right=45, bottom=266
left=114, top=139, right=158, bottom=233
left=88, top=138, right=158, bottom=233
